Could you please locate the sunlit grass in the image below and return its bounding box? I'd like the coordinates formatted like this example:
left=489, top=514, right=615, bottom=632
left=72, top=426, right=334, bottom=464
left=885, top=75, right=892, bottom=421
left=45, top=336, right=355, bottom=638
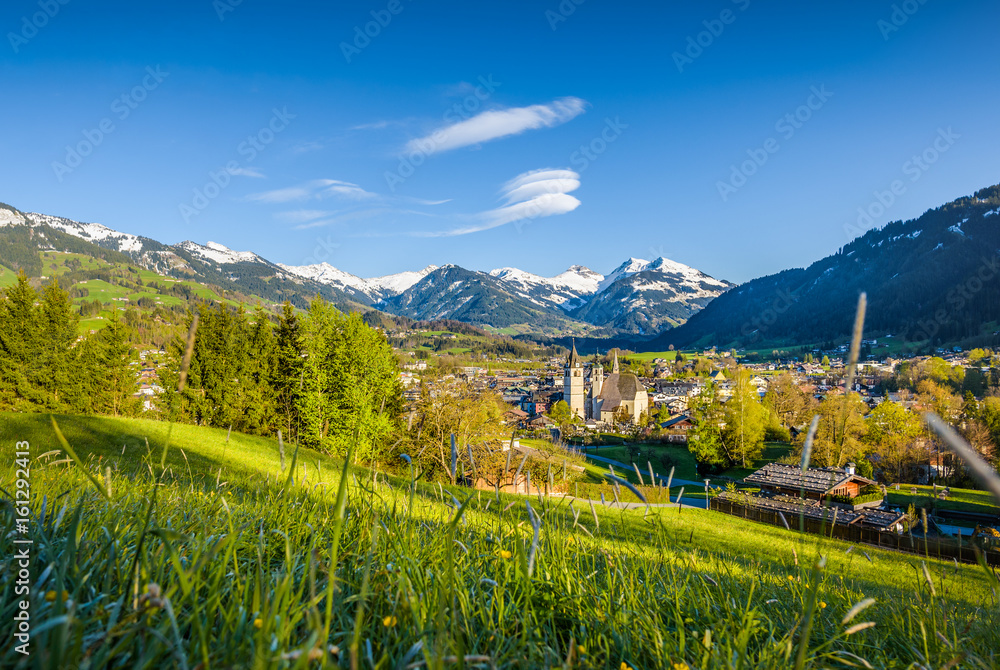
left=1, top=413, right=998, bottom=668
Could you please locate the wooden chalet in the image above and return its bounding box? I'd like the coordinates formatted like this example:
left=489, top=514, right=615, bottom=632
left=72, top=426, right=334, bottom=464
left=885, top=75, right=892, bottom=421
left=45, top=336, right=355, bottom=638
left=724, top=494, right=907, bottom=532
left=745, top=463, right=876, bottom=501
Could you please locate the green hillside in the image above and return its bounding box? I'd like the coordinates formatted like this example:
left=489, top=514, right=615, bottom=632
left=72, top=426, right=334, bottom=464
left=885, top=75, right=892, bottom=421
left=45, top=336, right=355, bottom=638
left=1, top=412, right=997, bottom=668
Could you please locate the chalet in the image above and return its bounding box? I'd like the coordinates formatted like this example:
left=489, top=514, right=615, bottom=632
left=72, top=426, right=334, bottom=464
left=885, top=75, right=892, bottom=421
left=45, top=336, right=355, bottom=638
left=660, top=413, right=694, bottom=431
left=745, top=463, right=877, bottom=502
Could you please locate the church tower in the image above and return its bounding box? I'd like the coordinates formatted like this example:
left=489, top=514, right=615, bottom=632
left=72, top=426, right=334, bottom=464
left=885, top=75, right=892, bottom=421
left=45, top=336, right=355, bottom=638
left=563, top=339, right=585, bottom=419
left=589, top=353, right=604, bottom=420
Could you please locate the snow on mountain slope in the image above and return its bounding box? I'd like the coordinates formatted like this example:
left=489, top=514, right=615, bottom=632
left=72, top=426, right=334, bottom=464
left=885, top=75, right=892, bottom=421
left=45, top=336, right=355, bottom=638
left=25, top=212, right=145, bottom=254
left=488, top=265, right=603, bottom=310
left=278, top=262, right=438, bottom=301
left=176, top=240, right=266, bottom=265
left=365, top=266, right=439, bottom=296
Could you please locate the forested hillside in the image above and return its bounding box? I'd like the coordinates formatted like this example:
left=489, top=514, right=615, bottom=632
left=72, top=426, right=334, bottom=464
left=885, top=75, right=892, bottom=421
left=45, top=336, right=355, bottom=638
left=655, top=184, right=1000, bottom=351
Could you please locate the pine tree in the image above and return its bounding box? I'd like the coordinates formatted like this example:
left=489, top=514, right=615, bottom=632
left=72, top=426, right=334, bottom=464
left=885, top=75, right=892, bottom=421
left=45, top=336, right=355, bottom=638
left=100, top=306, right=137, bottom=416
left=273, top=301, right=304, bottom=438
left=35, top=281, right=79, bottom=407
left=0, top=272, right=39, bottom=409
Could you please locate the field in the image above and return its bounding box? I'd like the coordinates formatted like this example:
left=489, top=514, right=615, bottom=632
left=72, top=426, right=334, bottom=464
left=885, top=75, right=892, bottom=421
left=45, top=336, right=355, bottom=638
left=886, top=483, right=1000, bottom=516
left=574, top=441, right=793, bottom=483
left=0, top=264, right=16, bottom=288
left=1, top=412, right=998, bottom=668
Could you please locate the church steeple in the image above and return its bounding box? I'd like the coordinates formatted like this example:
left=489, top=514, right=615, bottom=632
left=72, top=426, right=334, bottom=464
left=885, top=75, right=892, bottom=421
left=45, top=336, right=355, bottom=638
left=567, top=338, right=581, bottom=369
left=612, top=349, right=620, bottom=374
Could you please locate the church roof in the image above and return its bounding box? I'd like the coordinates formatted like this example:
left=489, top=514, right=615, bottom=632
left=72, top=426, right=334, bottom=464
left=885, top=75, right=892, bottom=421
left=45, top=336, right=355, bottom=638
left=566, top=339, right=581, bottom=368
left=596, top=372, right=645, bottom=410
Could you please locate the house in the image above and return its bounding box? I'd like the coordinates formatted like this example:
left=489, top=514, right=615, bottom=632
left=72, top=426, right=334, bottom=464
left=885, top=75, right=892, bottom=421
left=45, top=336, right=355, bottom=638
left=660, top=413, right=694, bottom=431
left=744, top=463, right=877, bottom=502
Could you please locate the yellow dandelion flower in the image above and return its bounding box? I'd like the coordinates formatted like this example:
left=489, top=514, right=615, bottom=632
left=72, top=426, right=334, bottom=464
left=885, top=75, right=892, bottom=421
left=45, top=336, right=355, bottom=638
left=819, top=601, right=827, bottom=609
left=578, top=646, right=587, bottom=655
left=499, top=550, right=512, bottom=559
left=383, top=615, right=398, bottom=627
left=672, top=663, right=690, bottom=670
left=254, top=618, right=263, bottom=629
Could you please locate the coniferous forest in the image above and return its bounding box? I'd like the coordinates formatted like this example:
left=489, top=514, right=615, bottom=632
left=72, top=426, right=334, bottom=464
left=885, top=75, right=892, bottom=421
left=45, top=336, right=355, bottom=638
left=0, top=272, right=403, bottom=457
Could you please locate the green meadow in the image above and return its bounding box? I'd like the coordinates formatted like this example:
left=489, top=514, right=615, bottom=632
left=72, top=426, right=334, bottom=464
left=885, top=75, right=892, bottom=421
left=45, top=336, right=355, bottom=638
left=1, top=412, right=998, bottom=669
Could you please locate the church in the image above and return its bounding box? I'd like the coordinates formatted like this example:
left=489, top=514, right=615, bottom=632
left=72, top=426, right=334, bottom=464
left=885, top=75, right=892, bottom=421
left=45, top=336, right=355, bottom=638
left=563, top=342, right=649, bottom=425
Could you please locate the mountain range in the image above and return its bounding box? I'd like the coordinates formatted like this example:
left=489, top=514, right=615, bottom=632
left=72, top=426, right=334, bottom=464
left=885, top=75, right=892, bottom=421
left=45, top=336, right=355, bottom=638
left=7, top=182, right=997, bottom=350
left=653, top=183, right=1000, bottom=352
left=0, top=201, right=731, bottom=336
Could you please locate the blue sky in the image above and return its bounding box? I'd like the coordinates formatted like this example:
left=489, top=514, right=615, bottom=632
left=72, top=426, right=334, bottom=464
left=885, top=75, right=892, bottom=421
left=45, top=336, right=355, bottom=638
left=1, top=0, right=998, bottom=283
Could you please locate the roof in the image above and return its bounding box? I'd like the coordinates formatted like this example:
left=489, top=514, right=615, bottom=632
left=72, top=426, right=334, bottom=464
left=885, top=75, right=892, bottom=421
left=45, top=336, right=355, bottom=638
left=723, top=494, right=906, bottom=530
left=660, top=413, right=692, bottom=429
left=566, top=339, right=581, bottom=369
left=596, top=372, right=645, bottom=410
left=744, top=463, right=876, bottom=494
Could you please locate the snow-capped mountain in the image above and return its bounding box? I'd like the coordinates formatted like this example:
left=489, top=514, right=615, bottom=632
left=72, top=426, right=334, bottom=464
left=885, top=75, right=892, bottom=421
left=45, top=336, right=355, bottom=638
left=488, top=265, right=603, bottom=310
left=23, top=212, right=147, bottom=254
left=0, top=199, right=732, bottom=335
left=277, top=262, right=438, bottom=302
left=570, top=257, right=733, bottom=334
left=177, top=240, right=267, bottom=265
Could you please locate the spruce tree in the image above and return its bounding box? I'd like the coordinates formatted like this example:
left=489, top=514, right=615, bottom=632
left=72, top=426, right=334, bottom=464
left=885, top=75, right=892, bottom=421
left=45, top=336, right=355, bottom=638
left=273, top=301, right=304, bottom=438
left=100, top=305, right=137, bottom=416
left=36, top=281, right=78, bottom=407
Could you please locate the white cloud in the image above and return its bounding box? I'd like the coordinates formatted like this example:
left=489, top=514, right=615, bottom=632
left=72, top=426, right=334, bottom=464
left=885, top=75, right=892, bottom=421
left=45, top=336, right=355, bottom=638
left=417, top=168, right=581, bottom=237
left=404, top=97, right=586, bottom=155
left=229, top=166, right=266, bottom=178
left=247, top=179, right=378, bottom=204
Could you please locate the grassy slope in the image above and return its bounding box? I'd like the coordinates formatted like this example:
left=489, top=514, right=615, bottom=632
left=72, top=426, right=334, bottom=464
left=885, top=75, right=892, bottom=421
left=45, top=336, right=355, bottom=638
left=1, top=412, right=998, bottom=668
left=886, top=484, right=1000, bottom=516
left=0, top=263, right=15, bottom=288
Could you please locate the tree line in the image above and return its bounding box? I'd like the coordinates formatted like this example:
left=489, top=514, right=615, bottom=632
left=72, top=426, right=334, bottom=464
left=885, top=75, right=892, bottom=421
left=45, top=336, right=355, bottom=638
left=162, top=299, right=404, bottom=460
left=0, top=273, right=137, bottom=415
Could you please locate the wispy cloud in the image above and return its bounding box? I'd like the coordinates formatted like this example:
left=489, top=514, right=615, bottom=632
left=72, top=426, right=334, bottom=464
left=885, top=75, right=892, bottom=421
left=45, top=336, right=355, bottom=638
left=289, top=141, right=325, bottom=154
left=415, top=168, right=581, bottom=237
left=275, top=209, right=333, bottom=224
left=294, top=207, right=436, bottom=230
left=404, top=97, right=587, bottom=155
left=246, top=179, right=378, bottom=204
left=229, top=166, right=266, bottom=178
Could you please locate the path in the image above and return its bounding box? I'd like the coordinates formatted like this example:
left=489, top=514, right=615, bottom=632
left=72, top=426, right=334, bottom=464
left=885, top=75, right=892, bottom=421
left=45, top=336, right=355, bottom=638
left=584, top=453, right=706, bottom=489
left=582, top=453, right=707, bottom=508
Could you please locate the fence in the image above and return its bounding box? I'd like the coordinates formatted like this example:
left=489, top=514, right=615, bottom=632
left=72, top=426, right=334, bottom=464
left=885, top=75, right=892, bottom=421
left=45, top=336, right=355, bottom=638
left=710, top=498, right=1000, bottom=566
